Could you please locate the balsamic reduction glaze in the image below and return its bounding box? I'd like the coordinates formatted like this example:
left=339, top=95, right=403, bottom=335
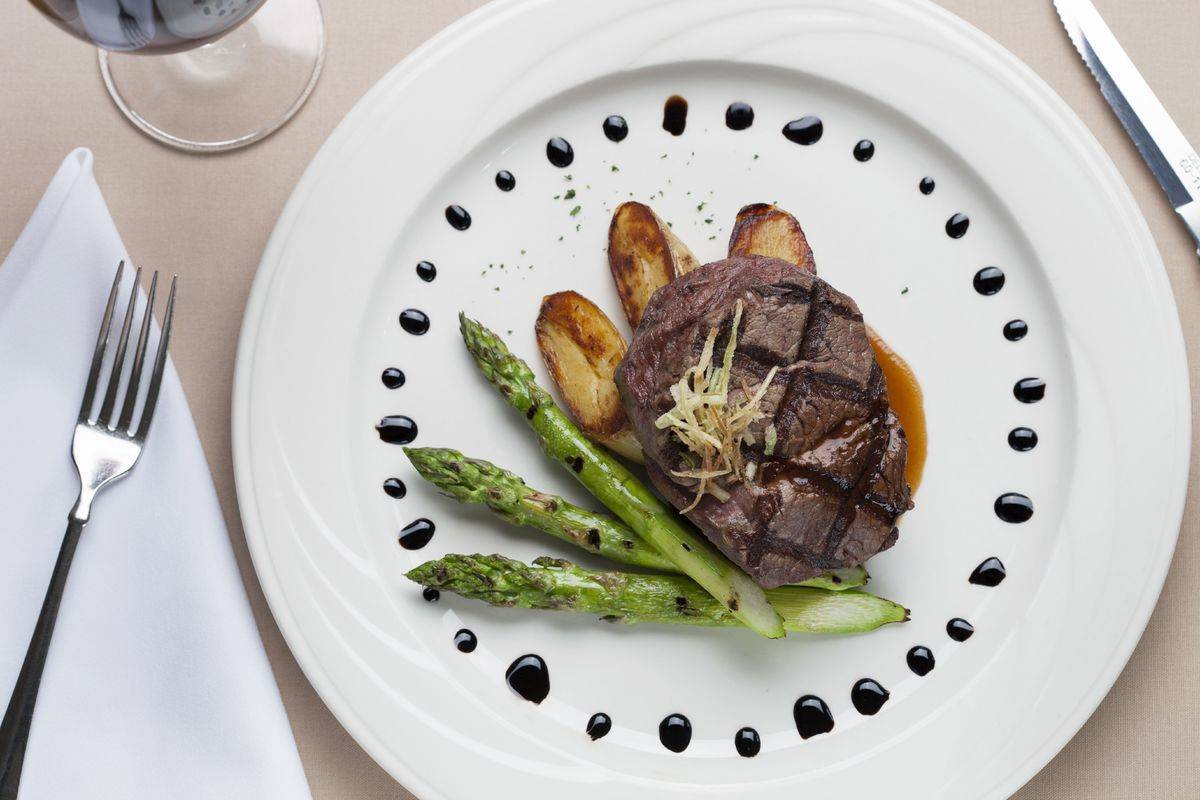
left=782, top=116, right=823, bottom=145
left=381, top=367, right=405, bottom=389
left=398, top=518, right=435, bottom=550
left=495, top=170, right=516, bottom=191
left=399, top=309, right=430, bottom=335
left=995, top=492, right=1034, bottom=523
left=853, top=139, right=875, bottom=162
left=382, top=477, right=407, bottom=498
left=445, top=205, right=471, bottom=230
left=453, top=629, right=477, bottom=653
left=1008, top=427, right=1038, bottom=451
left=734, top=727, right=761, bottom=757
left=1013, top=377, right=1045, bottom=403
left=851, top=679, right=890, bottom=715
left=546, top=137, right=574, bottom=168
left=505, top=654, right=550, bottom=703
left=970, top=557, right=1007, bottom=587
left=658, top=713, right=692, bottom=752
left=603, top=115, right=628, bottom=142
left=973, top=266, right=1005, bottom=295
left=945, top=213, right=970, bottom=238
left=907, top=645, right=935, bottom=676
left=376, top=415, right=417, bottom=444
left=947, top=618, right=975, bottom=642
left=586, top=713, right=612, bottom=740
left=422, top=587, right=440, bottom=602
left=919, top=176, right=936, bottom=195
left=1003, top=319, right=1028, bottom=341
left=416, top=260, right=437, bottom=282
left=793, top=695, right=834, bottom=739
left=725, top=102, right=754, bottom=130
left=662, top=95, right=688, bottom=136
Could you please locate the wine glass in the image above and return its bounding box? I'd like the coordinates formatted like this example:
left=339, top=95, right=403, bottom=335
left=29, top=0, right=324, bottom=152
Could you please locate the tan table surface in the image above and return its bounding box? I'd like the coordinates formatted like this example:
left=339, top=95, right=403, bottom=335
left=3, top=1, right=1198, bottom=797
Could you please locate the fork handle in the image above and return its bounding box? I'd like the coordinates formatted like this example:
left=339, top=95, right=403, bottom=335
left=0, top=518, right=86, bottom=800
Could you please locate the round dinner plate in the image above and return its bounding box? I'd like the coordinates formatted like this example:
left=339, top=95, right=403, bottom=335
left=232, top=1, right=1190, bottom=797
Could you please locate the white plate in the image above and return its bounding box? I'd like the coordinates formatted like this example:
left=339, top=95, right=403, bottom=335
left=232, top=1, right=1190, bottom=797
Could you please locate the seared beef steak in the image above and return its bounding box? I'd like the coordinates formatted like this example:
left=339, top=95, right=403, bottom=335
left=615, top=256, right=911, bottom=587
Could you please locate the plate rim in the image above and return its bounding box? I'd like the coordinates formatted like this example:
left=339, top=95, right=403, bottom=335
left=231, top=1, right=1191, bottom=797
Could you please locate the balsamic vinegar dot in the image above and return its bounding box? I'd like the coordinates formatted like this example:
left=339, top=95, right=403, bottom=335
left=381, top=367, right=405, bottom=389
left=494, top=170, right=516, bottom=191
left=422, top=587, right=440, bottom=602
left=734, top=727, right=761, bottom=757
left=1009, top=427, right=1038, bottom=451
left=1013, top=377, right=1045, bottom=403
left=602, top=115, right=628, bottom=142
left=850, top=679, right=890, bottom=715
left=546, top=137, right=574, bottom=168
left=376, top=415, right=417, bottom=444
left=995, top=492, right=1034, bottom=523
left=945, top=212, right=970, bottom=238
left=853, top=139, right=875, bottom=161
left=947, top=618, right=975, bottom=642
left=398, top=518, right=435, bottom=549
left=793, top=695, right=834, bottom=739
left=382, top=477, right=407, bottom=498
left=658, top=713, right=692, bottom=752
left=415, top=260, right=437, bottom=282
left=907, top=645, right=935, bottom=676
left=725, top=102, right=754, bottom=130
left=399, top=309, right=430, bottom=335
left=586, top=713, right=612, bottom=740
left=973, top=266, right=1005, bottom=295
left=782, top=116, right=823, bottom=145
left=1003, top=319, right=1028, bottom=341
left=453, top=629, right=477, bottom=653
left=970, top=557, right=1007, bottom=587
left=662, top=94, right=688, bottom=136
left=445, top=204, right=472, bottom=230
left=505, top=654, right=550, bottom=703
left=919, top=176, right=936, bottom=195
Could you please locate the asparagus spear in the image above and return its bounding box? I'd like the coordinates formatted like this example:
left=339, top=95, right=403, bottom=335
left=460, top=314, right=786, bottom=638
left=404, top=446, right=868, bottom=591
left=407, top=554, right=908, bottom=634
left=405, top=446, right=674, bottom=571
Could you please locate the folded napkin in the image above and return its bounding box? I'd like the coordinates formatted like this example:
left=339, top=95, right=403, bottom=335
left=0, top=150, right=311, bottom=799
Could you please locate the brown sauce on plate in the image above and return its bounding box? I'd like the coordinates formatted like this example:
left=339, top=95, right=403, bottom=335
left=868, top=331, right=926, bottom=494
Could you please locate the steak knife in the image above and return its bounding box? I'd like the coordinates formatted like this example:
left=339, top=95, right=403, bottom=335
left=1053, top=0, right=1200, bottom=254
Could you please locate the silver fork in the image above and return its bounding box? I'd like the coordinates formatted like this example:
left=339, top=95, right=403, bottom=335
left=0, top=262, right=176, bottom=799
left=118, top=12, right=151, bottom=50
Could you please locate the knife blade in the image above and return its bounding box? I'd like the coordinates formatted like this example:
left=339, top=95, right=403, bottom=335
left=1053, top=0, right=1200, bottom=251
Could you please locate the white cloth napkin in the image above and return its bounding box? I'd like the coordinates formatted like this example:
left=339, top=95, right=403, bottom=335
left=0, top=149, right=312, bottom=799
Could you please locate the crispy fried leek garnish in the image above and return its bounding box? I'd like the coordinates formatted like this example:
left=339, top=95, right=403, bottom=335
left=654, top=300, right=778, bottom=511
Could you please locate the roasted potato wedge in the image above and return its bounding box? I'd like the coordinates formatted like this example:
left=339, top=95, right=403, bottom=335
left=728, top=203, right=815, bottom=271
left=607, top=201, right=701, bottom=328
left=535, top=291, right=644, bottom=462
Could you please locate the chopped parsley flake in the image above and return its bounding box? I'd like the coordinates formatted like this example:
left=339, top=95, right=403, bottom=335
left=564, top=188, right=576, bottom=200
left=611, top=165, right=620, bottom=172
left=901, top=287, right=909, bottom=295
left=569, top=205, right=581, bottom=216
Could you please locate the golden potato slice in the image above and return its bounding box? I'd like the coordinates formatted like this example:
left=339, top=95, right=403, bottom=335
left=607, top=202, right=700, bottom=328
left=535, top=291, right=644, bottom=462
left=728, top=203, right=815, bottom=271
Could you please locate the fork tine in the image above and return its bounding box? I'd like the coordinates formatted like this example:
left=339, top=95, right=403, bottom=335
left=97, top=266, right=142, bottom=427
left=134, top=275, right=176, bottom=440
left=78, top=261, right=125, bottom=423
left=117, top=271, right=158, bottom=432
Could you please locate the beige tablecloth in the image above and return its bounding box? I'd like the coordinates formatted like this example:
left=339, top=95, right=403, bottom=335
left=1, top=1, right=1197, bottom=797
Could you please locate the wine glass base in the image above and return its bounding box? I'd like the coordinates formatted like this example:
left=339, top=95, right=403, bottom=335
left=98, top=0, right=324, bottom=153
